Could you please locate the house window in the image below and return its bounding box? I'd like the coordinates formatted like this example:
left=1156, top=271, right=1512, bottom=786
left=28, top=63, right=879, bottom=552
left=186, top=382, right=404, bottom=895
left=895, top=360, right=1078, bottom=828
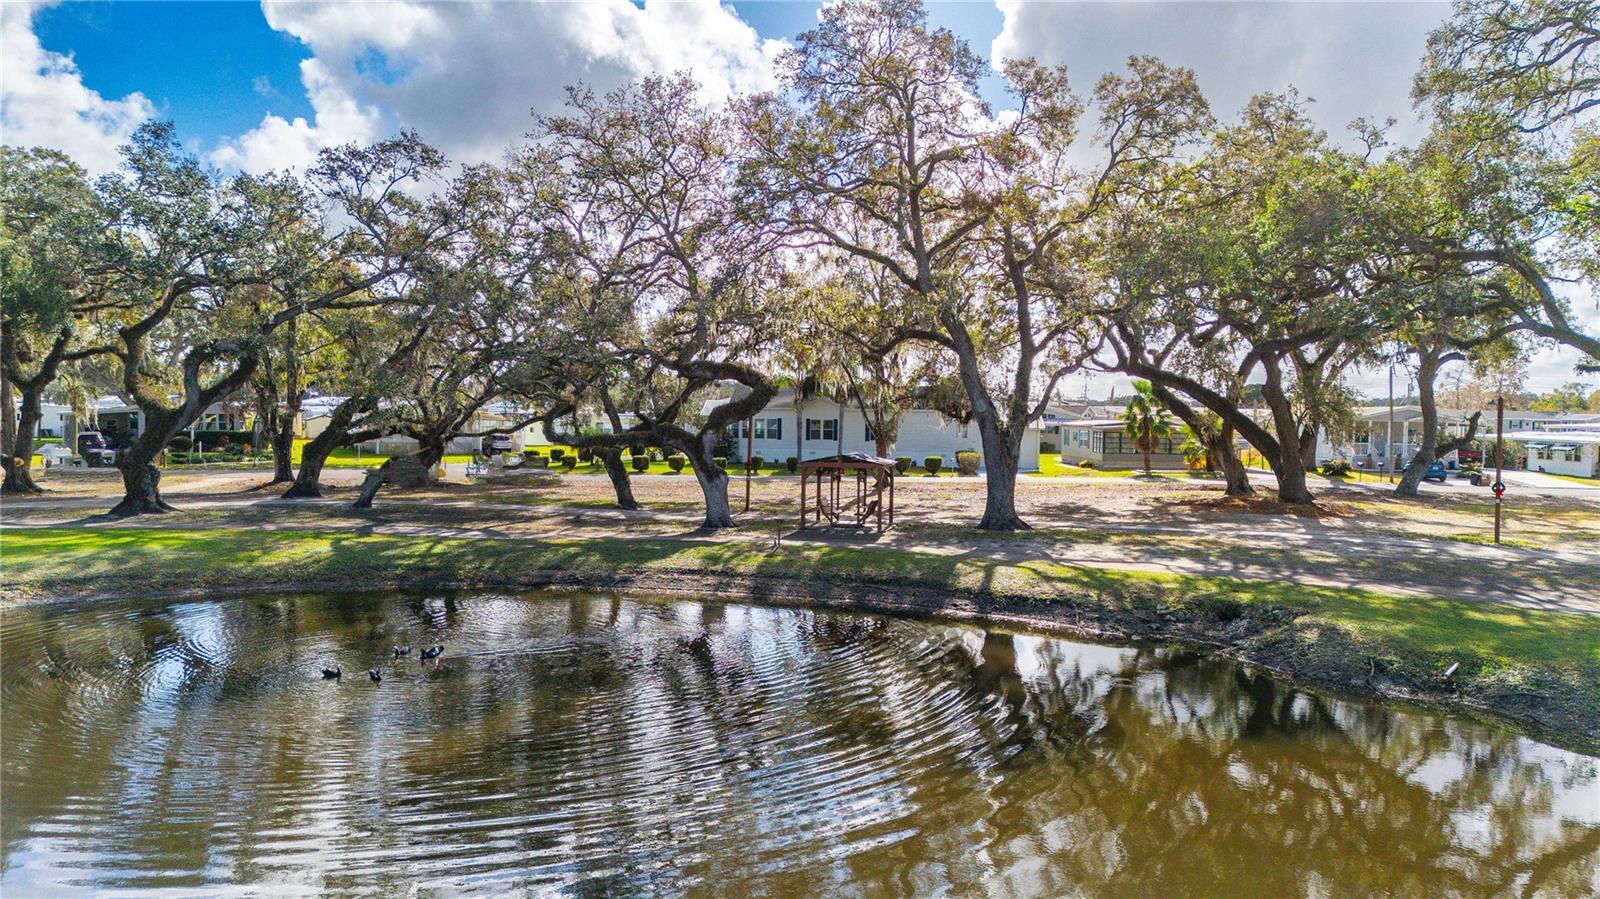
left=806, top=418, right=838, bottom=441
left=731, top=417, right=784, bottom=440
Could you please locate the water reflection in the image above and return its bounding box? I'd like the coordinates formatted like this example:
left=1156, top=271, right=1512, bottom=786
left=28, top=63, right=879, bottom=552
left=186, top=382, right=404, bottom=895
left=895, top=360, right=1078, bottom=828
left=2, top=592, right=1595, bottom=896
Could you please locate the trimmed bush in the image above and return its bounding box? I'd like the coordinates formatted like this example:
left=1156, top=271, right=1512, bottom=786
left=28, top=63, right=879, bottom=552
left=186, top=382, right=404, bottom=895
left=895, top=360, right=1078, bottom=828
left=955, top=450, right=981, bottom=475
left=524, top=448, right=543, bottom=458
left=746, top=455, right=764, bottom=472
left=713, top=455, right=729, bottom=471
left=549, top=448, right=566, bottom=461
left=1319, top=459, right=1353, bottom=477
left=577, top=447, right=594, bottom=464
left=631, top=454, right=650, bottom=472
left=561, top=455, right=577, bottom=471
left=923, top=455, right=943, bottom=476
left=894, top=455, right=913, bottom=475
left=785, top=456, right=799, bottom=473
left=168, top=436, right=193, bottom=452
left=666, top=455, right=687, bottom=473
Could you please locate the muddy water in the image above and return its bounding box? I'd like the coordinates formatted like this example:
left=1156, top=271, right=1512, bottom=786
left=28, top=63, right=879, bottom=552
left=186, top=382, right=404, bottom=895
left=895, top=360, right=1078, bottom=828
left=2, top=591, right=1596, bottom=897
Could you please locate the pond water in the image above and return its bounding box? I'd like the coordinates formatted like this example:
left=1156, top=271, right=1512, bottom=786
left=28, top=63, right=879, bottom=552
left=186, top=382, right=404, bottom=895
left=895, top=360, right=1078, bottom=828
left=2, top=591, right=1596, bottom=897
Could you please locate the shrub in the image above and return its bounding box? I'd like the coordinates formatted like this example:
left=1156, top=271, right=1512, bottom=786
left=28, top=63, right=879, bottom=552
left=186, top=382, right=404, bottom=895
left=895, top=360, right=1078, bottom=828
left=1040, top=440, right=1057, bottom=454
left=666, top=454, right=687, bottom=472
left=186, top=429, right=252, bottom=449
left=923, top=455, right=943, bottom=475
left=1319, top=459, right=1353, bottom=478
left=577, top=447, right=594, bottom=464
left=894, top=455, right=912, bottom=475
left=631, top=454, right=650, bottom=472
left=168, top=436, right=193, bottom=452
left=746, top=455, right=764, bottom=472
left=785, top=456, right=799, bottom=473
left=713, top=455, right=729, bottom=471
left=955, top=450, right=981, bottom=475
left=549, top=448, right=566, bottom=461
left=525, top=448, right=543, bottom=458
left=561, top=455, right=577, bottom=470
left=1077, top=459, right=1096, bottom=469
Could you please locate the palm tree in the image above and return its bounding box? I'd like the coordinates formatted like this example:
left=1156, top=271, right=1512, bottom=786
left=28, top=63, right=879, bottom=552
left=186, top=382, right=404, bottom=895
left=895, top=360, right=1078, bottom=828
left=1121, top=380, right=1172, bottom=475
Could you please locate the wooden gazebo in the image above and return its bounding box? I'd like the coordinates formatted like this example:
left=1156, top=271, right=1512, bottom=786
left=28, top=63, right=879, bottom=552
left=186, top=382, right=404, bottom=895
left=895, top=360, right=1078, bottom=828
left=798, top=453, right=896, bottom=533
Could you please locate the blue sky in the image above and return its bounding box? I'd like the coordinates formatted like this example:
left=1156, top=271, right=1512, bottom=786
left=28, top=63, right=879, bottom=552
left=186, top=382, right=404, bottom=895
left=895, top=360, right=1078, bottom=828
left=33, top=1, right=314, bottom=148
left=4, top=0, right=1592, bottom=390
left=25, top=1, right=1011, bottom=158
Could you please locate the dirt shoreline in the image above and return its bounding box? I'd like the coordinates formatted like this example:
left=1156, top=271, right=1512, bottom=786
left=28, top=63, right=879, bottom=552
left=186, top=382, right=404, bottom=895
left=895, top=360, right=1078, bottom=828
left=13, top=565, right=1596, bottom=754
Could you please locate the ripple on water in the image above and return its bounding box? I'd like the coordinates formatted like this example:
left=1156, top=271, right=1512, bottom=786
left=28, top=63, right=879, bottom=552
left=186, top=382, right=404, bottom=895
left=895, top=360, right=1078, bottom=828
left=3, top=591, right=1597, bottom=897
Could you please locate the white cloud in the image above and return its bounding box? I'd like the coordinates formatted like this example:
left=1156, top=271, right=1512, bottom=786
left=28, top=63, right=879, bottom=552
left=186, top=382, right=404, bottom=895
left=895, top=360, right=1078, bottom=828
left=992, top=0, right=1448, bottom=146
left=215, top=0, right=784, bottom=172
left=0, top=0, right=155, bottom=174
left=212, top=57, right=383, bottom=173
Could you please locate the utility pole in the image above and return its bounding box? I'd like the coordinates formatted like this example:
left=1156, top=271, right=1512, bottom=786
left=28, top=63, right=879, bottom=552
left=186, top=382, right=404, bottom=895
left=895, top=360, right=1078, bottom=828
left=1493, top=396, right=1504, bottom=544
left=744, top=413, right=753, bottom=514
left=1388, top=361, right=1396, bottom=484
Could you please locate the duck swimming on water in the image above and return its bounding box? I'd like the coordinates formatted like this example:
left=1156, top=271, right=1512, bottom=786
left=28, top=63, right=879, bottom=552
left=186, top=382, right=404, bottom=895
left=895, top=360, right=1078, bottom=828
left=420, top=644, right=445, bottom=661
left=368, top=669, right=382, bottom=683
left=393, top=646, right=411, bottom=659
left=321, top=667, right=342, bottom=679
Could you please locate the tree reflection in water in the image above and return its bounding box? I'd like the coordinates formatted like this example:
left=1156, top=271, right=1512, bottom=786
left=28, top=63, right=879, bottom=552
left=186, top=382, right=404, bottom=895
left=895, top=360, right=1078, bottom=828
left=2, top=593, right=1595, bottom=896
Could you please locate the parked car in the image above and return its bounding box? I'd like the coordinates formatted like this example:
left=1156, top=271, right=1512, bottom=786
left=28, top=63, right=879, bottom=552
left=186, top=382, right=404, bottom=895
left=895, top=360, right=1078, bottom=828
left=75, top=432, right=117, bottom=467
left=1423, top=460, right=1448, bottom=483
left=486, top=434, right=516, bottom=453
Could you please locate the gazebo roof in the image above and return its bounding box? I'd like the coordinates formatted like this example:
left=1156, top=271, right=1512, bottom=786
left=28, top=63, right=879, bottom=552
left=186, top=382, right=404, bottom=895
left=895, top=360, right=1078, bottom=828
left=797, top=452, right=897, bottom=472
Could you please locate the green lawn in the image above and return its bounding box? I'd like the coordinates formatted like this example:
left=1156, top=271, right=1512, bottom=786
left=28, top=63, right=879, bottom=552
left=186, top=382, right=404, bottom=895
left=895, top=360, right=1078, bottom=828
left=5, top=526, right=1596, bottom=742
left=1032, top=454, right=1216, bottom=480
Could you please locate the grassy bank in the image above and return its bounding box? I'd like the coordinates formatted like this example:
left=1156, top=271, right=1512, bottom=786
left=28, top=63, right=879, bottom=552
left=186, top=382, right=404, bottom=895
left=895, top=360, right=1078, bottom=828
left=3, top=526, right=1596, bottom=746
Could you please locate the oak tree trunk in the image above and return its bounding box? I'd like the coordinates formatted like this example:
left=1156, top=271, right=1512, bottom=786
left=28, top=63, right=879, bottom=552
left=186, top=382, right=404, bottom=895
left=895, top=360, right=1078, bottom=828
left=1212, top=423, right=1253, bottom=497
left=109, top=457, right=175, bottom=516
left=271, top=416, right=295, bottom=483
left=1396, top=352, right=1443, bottom=498
left=2, top=390, right=43, bottom=494
left=599, top=447, right=639, bottom=510
left=678, top=432, right=734, bottom=529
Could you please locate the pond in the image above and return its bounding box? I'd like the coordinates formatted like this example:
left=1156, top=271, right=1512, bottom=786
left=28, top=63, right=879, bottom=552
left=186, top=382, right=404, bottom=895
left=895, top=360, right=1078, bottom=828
left=2, top=591, right=1596, bottom=896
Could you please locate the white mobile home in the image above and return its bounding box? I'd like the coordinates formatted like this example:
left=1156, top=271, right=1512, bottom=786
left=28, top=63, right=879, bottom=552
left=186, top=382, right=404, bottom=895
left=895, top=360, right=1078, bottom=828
left=711, top=386, right=1041, bottom=471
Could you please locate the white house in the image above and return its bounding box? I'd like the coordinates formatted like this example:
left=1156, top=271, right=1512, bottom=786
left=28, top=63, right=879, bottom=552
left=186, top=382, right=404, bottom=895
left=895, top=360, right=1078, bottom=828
left=709, top=386, right=1041, bottom=471
left=1315, top=405, right=1480, bottom=470
left=1497, top=414, right=1600, bottom=478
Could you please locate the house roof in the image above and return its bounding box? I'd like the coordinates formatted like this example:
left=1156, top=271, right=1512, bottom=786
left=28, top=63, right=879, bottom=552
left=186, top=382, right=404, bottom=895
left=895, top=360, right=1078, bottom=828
left=1503, top=430, right=1600, bottom=446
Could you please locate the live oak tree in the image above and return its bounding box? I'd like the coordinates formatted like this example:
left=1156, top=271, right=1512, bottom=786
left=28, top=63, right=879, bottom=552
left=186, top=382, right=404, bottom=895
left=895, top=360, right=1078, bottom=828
left=1409, top=2, right=1600, bottom=372
left=789, top=265, right=948, bottom=459
left=0, top=147, right=117, bottom=494
left=94, top=123, right=447, bottom=516
left=740, top=0, right=1207, bottom=529
left=1101, top=95, right=1413, bottom=505
left=1416, top=0, right=1599, bottom=136
left=536, top=74, right=780, bottom=529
